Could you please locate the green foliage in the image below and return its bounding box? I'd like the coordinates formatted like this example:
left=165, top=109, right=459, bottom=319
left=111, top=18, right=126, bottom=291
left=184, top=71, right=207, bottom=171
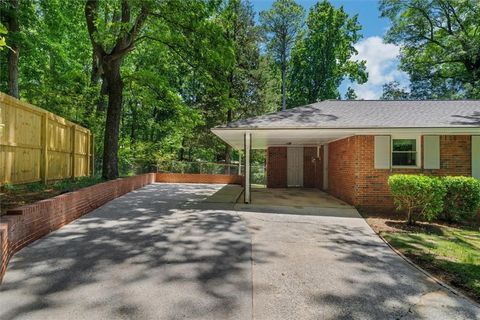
left=52, top=176, right=104, bottom=191
left=260, top=0, right=304, bottom=110
left=1, top=182, right=45, bottom=193
left=344, top=87, right=357, bottom=100
left=288, top=1, right=367, bottom=106
left=380, top=0, right=480, bottom=99
left=260, top=0, right=304, bottom=65
left=381, top=81, right=409, bottom=100
left=388, top=174, right=446, bottom=225
left=0, top=0, right=370, bottom=174
left=1, top=182, right=15, bottom=192
left=0, top=23, right=7, bottom=50
left=441, top=176, right=480, bottom=222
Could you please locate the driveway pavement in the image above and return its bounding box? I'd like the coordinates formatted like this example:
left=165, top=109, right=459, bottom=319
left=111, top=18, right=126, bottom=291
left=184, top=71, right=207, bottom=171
left=0, top=183, right=479, bottom=319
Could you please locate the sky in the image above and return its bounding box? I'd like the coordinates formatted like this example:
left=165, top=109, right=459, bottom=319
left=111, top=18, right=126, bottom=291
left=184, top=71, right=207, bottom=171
left=250, top=0, right=409, bottom=99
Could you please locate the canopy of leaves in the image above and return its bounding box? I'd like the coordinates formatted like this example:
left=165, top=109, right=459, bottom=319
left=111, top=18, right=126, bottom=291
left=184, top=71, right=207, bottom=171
left=380, top=0, right=480, bottom=99
left=287, top=1, right=367, bottom=107
left=260, top=0, right=304, bottom=66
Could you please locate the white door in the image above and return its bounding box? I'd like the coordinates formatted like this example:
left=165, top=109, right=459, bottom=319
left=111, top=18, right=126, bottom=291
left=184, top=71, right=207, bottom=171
left=287, top=147, right=303, bottom=187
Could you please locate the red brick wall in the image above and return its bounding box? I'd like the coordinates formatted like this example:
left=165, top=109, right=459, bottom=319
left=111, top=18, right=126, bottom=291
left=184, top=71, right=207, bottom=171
left=267, top=147, right=287, bottom=188
left=156, top=173, right=242, bottom=185
left=327, top=137, right=359, bottom=204
left=326, top=135, right=472, bottom=212
left=0, top=173, right=155, bottom=283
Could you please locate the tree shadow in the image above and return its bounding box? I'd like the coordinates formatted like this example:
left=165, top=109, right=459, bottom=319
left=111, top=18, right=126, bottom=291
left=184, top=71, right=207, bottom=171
left=450, top=112, right=480, bottom=126
left=0, top=183, right=278, bottom=320
left=308, top=223, right=479, bottom=319
left=225, top=105, right=338, bottom=128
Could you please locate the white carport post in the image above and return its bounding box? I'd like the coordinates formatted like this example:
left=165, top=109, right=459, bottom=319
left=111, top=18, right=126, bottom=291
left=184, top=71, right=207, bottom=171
left=244, top=132, right=251, bottom=204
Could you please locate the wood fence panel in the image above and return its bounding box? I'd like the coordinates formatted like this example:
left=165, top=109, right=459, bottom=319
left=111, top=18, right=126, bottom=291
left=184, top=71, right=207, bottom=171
left=0, top=93, right=92, bottom=185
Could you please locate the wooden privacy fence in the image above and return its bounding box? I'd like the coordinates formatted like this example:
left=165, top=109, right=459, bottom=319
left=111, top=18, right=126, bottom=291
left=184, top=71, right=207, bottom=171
left=0, top=93, right=93, bottom=185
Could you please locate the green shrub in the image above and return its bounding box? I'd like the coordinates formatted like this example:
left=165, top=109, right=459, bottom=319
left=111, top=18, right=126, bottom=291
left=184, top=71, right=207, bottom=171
left=441, top=176, right=480, bottom=222
left=388, top=174, right=446, bottom=225
left=1, top=182, right=16, bottom=192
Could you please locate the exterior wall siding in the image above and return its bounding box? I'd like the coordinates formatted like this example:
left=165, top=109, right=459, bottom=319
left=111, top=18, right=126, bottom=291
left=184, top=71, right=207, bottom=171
left=326, top=135, right=472, bottom=212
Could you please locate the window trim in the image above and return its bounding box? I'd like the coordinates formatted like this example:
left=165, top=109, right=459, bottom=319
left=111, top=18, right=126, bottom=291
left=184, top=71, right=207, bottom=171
left=391, top=135, right=422, bottom=169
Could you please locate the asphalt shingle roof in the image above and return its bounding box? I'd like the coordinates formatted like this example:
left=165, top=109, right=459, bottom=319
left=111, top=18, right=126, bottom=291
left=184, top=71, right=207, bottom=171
left=219, top=100, right=480, bottom=129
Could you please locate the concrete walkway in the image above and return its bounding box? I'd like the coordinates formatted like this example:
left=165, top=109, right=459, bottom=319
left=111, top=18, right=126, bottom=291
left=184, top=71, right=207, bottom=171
left=0, top=183, right=479, bottom=319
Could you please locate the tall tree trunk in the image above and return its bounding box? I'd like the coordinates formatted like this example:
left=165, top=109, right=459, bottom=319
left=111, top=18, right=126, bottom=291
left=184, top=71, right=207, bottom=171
left=102, top=59, right=123, bottom=180
left=281, top=60, right=286, bottom=111
left=7, top=0, right=19, bottom=98
left=85, top=0, right=148, bottom=180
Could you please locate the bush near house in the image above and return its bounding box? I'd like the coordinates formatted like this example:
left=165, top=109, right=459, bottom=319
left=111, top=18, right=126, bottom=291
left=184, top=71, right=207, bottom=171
left=388, top=175, right=446, bottom=225
left=441, top=176, right=480, bottom=222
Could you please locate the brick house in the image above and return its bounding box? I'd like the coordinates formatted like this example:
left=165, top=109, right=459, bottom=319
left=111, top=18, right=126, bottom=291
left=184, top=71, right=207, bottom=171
left=212, top=100, right=480, bottom=212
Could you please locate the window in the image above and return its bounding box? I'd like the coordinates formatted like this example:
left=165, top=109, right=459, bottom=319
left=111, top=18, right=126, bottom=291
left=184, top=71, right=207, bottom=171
left=392, top=139, right=417, bottom=166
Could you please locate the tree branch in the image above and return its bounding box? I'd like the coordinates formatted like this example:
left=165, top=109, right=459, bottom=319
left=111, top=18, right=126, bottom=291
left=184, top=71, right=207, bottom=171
left=85, top=0, right=106, bottom=57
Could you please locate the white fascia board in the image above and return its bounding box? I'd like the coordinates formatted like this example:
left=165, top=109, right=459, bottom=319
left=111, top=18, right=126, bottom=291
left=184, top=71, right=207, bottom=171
left=211, top=127, right=480, bottom=150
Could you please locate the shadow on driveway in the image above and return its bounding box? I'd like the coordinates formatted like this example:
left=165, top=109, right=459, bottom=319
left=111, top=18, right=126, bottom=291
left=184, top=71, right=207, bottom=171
left=0, top=183, right=277, bottom=320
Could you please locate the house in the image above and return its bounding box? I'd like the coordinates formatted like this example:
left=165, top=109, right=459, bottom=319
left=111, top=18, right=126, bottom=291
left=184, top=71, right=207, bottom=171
left=212, top=100, right=480, bottom=212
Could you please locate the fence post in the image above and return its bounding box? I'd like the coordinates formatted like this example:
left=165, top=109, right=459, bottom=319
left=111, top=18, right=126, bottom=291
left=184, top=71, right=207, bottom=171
left=40, top=112, right=49, bottom=184
left=90, top=133, right=95, bottom=176
left=71, top=125, right=76, bottom=178
left=86, top=131, right=91, bottom=177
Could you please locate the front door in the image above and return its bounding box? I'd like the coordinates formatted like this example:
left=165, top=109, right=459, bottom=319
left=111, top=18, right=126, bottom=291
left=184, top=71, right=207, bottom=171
left=287, top=147, right=303, bottom=187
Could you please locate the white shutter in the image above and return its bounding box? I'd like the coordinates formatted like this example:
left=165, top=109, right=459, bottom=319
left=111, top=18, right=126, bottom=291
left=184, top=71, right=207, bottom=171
left=472, top=136, right=480, bottom=179
left=424, top=135, right=440, bottom=169
left=374, top=136, right=391, bottom=169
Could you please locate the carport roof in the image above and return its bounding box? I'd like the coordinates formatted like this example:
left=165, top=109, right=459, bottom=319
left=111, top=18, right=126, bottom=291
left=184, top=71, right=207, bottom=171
left=216, top=100, right=480, bottom=129
left=211, top=100, right=480, bottom=149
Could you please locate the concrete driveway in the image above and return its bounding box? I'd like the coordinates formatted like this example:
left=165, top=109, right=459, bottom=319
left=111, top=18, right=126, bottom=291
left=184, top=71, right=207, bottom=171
left=0, top=183, right=479, bottom=319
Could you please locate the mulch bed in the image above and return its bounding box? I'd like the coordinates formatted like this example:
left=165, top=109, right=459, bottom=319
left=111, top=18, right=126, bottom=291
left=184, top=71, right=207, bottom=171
left=0, top=189, right=62, bottom=216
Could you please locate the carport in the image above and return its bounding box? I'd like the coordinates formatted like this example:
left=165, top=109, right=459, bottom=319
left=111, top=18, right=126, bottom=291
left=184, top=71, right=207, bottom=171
left=211, top=128, right=352, bottom=204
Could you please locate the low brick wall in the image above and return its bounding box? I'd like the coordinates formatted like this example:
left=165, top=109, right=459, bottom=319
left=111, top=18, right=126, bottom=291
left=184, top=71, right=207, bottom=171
left=0, top=173, right=155, bottom=283
left=156, top=173, right=243, bottom=185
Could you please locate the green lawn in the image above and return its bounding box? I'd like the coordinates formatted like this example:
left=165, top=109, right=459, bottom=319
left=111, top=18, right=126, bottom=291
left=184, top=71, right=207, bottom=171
left=383, top=226, right=480, bottom=300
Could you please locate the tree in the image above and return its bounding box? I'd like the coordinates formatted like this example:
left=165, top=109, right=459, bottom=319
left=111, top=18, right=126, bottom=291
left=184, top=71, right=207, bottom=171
left=380, top=0, right=480, bottom=98
left=2, top=0, right=20, bottom=98
left=344, top=87, right=357, bottom=100
left=260, top=0, right=304, bottom=111
left=288, top=1, right=367, bottom=107
left=219, top=0, right=275, bottom=164
left=85, top=0, right=149, bottom=179
left=381, top=81, right=409, bottom=100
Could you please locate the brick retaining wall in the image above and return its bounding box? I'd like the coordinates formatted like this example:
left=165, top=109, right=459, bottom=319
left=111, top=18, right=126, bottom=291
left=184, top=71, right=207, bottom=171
left=0, top=172, right=243, bottom=283
left=156, top=173, right=242, bottom=185
left=0, top=174, right=156, bottom=282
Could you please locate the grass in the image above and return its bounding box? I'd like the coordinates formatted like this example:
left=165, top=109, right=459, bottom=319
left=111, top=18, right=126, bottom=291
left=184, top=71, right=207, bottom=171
left=382, top=225, right=480, bottom=302
left=1, top=176, right=104, bottom=215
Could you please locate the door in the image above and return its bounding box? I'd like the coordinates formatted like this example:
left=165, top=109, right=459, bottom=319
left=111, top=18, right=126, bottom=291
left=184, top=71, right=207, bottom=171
left=287, top=147, right=303, bottom=187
